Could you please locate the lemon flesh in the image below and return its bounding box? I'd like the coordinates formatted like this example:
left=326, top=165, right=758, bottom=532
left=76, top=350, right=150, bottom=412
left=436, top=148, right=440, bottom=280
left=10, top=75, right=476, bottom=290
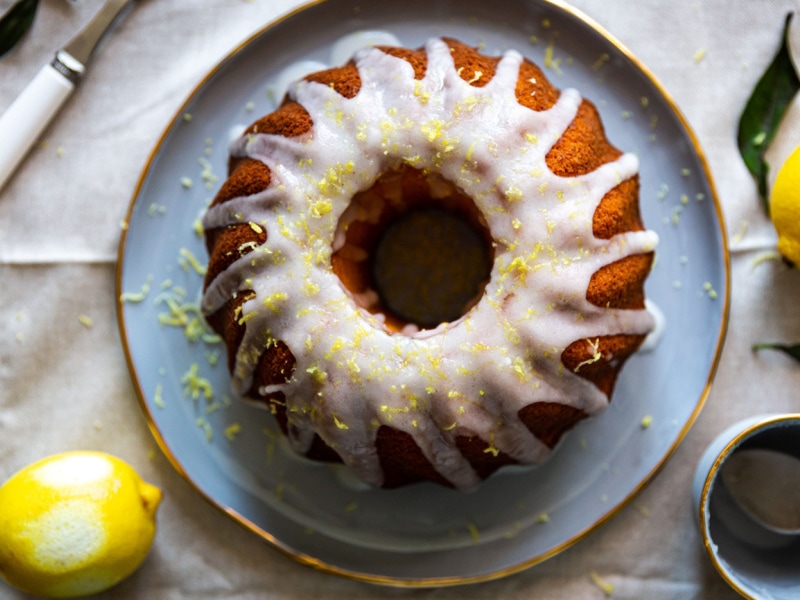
left=771, top=144, right=800, bottom=266
left=0, top=451, right=162, bottom=598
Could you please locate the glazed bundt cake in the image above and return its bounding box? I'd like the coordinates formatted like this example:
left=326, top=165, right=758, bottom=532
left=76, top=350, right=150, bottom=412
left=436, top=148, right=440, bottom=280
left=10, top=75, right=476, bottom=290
left=201, top=37, right=658, bottom=490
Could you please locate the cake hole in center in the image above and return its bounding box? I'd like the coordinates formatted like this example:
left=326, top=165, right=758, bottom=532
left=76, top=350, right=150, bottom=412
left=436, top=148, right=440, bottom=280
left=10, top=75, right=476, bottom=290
left=332, top=167, right=493, bottom=333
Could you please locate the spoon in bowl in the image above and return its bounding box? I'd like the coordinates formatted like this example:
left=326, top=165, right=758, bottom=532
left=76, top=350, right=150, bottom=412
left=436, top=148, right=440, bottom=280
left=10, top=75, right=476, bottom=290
left=719, top=448, right=800, bottom=535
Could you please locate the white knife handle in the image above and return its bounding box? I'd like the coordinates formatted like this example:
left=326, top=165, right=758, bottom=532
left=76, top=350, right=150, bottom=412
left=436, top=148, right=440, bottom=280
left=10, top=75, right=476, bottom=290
left=0, top=63, right=75, bottom=192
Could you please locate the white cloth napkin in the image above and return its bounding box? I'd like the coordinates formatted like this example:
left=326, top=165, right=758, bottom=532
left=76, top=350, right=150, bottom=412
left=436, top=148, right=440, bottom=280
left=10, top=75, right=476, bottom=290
left=1, top=0, right=799, bottom=598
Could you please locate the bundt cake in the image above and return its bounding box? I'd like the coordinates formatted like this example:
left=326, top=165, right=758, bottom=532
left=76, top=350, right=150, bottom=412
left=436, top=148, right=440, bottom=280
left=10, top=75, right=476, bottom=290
left=201, top=37, right=658, bottom=490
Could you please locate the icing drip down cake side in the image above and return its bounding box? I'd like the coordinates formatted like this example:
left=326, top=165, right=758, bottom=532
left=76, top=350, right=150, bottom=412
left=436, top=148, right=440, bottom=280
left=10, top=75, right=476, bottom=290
left=200, top=37, right=659, bottom=491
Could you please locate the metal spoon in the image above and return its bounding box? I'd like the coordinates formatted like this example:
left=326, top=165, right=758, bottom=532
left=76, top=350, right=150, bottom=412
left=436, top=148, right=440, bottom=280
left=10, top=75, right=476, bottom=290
left=720, top=448, right=800, bottom=535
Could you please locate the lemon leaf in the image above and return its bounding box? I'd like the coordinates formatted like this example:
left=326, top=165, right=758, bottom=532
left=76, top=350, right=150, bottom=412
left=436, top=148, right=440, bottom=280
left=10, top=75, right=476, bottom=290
left=0, top=0, right=40, bottom=59
left=752, top=342, right=800, bottom=364
left=737, top=12, right=800, bottom=214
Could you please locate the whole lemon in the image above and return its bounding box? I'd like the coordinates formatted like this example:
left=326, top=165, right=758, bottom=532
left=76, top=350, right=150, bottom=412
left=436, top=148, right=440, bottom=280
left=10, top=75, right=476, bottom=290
left=0, top=451, right=162, bottom=598
left=771, top=143, right=800, bottom=266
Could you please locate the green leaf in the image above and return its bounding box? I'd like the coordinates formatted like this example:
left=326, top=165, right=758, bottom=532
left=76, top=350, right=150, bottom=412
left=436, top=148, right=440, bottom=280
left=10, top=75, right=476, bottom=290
left=0, top=0, right=40, bottom=59
left=736, top=12, right=800, bottom=214
left=752, top=342, right=800, bottom=364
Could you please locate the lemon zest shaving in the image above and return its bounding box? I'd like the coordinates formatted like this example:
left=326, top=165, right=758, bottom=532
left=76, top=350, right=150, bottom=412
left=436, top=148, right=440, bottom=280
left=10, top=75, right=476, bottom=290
left=467, top=522, right=480, bottom=544
left=590, top=571, right=614, bottom=596
left=224, top=423, right=242, bottom=441
left=179, top=248, right=207, bottom=276
left=751, top=250, right=782, bottom=269
left=154, top=384, right=165, bottom=409
left=120, top=276, right=153, bottom=303
left=182, top=364, right=213, bottom=401
left=573, top=338, right=602, bottom=372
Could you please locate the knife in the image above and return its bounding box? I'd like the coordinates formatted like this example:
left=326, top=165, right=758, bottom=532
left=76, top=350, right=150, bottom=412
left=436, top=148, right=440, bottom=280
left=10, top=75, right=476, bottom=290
left=0, top=0, right=135, bottom=193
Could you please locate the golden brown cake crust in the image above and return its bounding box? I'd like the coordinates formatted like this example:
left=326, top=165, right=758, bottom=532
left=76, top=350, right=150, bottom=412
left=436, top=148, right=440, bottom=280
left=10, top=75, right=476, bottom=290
left=246, top=103, right=313, bottom=139
left=202, top=38, right=653, bottom=488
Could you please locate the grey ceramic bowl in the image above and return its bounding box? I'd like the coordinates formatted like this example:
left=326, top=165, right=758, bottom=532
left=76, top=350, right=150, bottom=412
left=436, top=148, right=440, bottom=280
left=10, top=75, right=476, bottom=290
left=693, top=414, right=800, bottom=599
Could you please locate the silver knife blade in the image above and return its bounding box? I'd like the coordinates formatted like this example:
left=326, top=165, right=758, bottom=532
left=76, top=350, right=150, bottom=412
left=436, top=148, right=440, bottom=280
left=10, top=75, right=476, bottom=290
left=55, top=0, right=135, bottom=82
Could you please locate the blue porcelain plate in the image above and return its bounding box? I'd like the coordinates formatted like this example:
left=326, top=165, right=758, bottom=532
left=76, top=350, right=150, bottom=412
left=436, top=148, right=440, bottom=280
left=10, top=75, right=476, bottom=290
left=117, top=0, right=729, bottom=586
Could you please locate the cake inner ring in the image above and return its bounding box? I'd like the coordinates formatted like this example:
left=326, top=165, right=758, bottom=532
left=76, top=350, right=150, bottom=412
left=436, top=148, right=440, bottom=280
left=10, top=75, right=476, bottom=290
left=331, top=165, right=494, bottom=333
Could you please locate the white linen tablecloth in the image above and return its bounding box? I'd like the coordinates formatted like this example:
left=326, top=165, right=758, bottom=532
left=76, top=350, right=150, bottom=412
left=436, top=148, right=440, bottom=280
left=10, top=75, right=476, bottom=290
left=1, top=0, right=799, bottom=598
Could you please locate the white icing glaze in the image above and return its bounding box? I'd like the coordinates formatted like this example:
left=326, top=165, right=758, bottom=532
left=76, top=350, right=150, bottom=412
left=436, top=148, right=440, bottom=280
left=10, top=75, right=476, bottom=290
left=268, top=60, right=328, bottom=106
left=202, top=38, right=659, bottom=490
left=329, top=30, right=401, bottom=67
left=228, top=124, right=247, bottom=144
left=640, top=299, right=665, bottom=353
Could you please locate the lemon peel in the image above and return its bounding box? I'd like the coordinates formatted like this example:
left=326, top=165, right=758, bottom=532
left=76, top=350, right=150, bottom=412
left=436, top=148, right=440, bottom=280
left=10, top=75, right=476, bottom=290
left=0, top=451, right=162, bottom=598
left=771, top=144, right=800, bottom=266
